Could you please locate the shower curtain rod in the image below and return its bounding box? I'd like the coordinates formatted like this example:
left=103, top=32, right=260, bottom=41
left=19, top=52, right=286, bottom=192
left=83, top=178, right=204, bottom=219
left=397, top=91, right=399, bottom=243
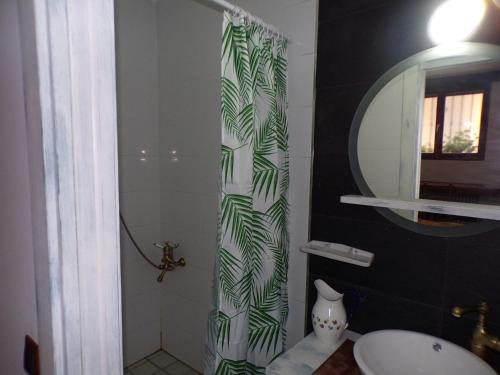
left=200, top=0, right=293, bottom=43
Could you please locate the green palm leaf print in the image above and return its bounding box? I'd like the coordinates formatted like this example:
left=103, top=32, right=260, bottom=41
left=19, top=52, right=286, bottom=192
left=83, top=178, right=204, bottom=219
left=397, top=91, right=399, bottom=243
left=221, top=77, right=240, bottom=139
left=221, top=194, right=253, bottom=252
left=207, top=12, right=289, bottom=373
left=221, top=145, right=235, bottom=184
left=253, top=153, right=279, bottom=200
left=216, top=311, right=232, bottom=349
left=215, top=359, right=265, bottom=375
left=218, top=247, right=241, bottom=308
left=248, top=306, right=281, bottom=353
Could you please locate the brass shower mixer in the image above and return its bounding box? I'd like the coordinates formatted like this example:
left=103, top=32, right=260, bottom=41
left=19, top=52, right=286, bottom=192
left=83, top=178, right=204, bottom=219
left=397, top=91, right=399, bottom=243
left=155, top=241, right=186, bottom=282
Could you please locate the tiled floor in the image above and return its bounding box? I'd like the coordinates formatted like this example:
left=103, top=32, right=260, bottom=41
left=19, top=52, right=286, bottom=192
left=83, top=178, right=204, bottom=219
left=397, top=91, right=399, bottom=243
left=124, top=350, right=201, bottom=375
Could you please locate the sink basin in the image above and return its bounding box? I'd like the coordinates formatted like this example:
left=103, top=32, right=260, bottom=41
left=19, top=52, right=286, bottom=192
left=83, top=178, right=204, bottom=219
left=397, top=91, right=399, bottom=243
left=353, top=330, right=497, bottom=375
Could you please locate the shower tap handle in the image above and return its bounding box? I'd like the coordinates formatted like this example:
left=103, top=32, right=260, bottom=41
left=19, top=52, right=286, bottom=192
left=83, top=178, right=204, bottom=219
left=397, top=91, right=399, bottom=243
left=157, top=269, right=167, bottom=283
left=154, top=241, right=179, bottom=249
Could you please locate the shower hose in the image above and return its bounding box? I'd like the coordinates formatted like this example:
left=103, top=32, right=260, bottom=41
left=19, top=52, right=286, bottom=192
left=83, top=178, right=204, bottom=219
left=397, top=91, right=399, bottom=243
left=119, top=212, right=162, bottom=270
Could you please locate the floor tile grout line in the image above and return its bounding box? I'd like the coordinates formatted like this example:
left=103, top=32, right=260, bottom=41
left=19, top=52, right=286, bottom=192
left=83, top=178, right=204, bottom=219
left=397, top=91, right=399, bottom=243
left=125, top=350, right=201, bottom=375
left=146, top=356, right=178, bottom=371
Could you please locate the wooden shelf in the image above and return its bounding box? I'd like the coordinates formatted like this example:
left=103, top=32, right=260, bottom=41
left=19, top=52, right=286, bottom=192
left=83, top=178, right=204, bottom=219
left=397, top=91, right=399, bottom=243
left=340, top=195, right=500, bottom=221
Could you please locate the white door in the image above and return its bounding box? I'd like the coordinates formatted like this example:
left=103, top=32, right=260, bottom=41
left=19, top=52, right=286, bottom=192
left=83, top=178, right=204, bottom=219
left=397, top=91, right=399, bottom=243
left=16, top=0, right=123, bottom=373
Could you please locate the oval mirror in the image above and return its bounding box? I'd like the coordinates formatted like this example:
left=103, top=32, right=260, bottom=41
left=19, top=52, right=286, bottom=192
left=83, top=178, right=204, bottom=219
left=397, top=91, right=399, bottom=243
left=349, top=43, right=500, bottom=237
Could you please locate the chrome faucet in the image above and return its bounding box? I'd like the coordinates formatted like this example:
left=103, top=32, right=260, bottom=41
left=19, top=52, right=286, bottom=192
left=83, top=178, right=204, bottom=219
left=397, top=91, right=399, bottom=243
left=452, top=301, right=500, bottom=360
left=154, top=241, right=186, bottom=282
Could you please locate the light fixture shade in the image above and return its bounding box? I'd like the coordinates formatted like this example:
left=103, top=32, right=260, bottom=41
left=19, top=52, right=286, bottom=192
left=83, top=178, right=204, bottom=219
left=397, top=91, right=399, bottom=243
left=428, top=0, right=486, bottom=45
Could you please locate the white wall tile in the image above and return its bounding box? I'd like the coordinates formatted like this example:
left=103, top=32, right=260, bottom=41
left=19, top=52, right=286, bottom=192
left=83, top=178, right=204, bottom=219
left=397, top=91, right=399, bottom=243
left=123, top=322, right=161, bottom=366
left=160, top=75, right=220, bottom=120
left=120, top=190, right=161, bottom=228
left=288, top=203, right=309, bottom=304
left=119, top=156, right=160, bottom=193
left=160, top=191, right=205, bottom=235
left=180, top=227, right=217, bottom=272
left=116, top=0, right=159, bottom=157
left=123, top=291, right=162, bottom=366
left=288, top=250, right=307, bottom=303
left=197, top=192, right=220, bottom=233
left=289, top=106, right=314, bottom=157
left=286, top=300, right=306, bottom=349
left=288, top=52, right=316, bottom=108
left=123, top=291, right=161, bottom=339
left=160, top=156, right=219, bottom=196
left=289, top=203, right=310, bottom=247
left=118, top=126, right=160, bottom=158
left=161, top=156, right=201, bottom=193
left=164, top=323, right=205, bottom=372
left=122, top=252, right=162, bottom=299
left=160, top=123, right=220, bottom=161
left=120, top=223, right=162, bottom=265
left=157, top=0, right=221, bottom=85
left=289, top=156, right=312, bottom=209
left=160, top=265, right=213, bottom=305
left=161, top=293, right=211, bottom=338
left=272, top=1, right=318, bottom=57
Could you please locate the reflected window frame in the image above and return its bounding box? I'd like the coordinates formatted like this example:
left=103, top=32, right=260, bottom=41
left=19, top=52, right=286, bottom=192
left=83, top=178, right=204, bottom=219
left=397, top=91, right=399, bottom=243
left=421, top=76, right=491, bottom=161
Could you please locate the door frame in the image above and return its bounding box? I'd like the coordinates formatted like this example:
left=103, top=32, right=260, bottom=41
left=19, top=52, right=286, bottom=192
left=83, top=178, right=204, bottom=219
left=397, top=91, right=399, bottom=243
left=18, top=0, right=123, bottom=373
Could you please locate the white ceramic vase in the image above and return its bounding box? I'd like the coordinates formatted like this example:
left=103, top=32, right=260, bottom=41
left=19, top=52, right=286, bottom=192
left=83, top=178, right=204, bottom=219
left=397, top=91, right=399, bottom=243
left=311, top=279, right=348, bottom=346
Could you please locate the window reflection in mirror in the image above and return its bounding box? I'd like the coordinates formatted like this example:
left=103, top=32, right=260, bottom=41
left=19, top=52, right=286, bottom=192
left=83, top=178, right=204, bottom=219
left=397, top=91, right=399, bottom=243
left=421, top=93, right=484, bottom=156
left=418, top=62, right=500, bottom=226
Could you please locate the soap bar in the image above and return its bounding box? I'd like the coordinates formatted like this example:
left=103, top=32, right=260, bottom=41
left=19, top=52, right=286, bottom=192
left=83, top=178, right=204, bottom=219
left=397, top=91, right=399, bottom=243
left=312, top=340, right=361, bottom=375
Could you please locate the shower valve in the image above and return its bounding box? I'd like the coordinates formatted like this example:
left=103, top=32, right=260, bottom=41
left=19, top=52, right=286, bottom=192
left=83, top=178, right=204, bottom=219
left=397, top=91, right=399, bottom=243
left=155, top=241, right=185, bottom=282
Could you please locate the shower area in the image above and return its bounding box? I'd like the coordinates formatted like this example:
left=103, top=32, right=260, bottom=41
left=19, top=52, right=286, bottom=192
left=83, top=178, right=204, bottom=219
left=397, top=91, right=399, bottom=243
left=115, top=0, right=317, bottom=373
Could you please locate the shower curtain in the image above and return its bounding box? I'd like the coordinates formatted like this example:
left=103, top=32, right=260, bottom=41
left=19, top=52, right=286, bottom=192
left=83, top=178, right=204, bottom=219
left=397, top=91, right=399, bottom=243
left=205, top=11, right=289, bottom=375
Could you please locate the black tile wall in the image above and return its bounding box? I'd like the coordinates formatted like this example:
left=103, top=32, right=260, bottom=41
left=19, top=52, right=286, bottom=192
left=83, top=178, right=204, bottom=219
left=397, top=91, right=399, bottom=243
left=310, top=0, right=500, bottom=371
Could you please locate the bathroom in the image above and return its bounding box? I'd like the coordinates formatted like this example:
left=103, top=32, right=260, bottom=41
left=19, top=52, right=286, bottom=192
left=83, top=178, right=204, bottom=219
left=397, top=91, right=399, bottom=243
left=2, top=0, right=500, bottom=374
left=117, top=0, right=500, bottom=373
left=116, top=0, right=500, bottom=371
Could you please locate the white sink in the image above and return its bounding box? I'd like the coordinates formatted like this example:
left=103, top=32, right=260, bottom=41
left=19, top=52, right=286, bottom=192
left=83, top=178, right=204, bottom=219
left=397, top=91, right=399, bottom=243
left=353, top=330, right=497, bottom=375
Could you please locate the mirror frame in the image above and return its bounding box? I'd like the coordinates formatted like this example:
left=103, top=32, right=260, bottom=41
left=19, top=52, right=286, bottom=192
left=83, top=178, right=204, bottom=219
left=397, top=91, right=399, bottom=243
left=349, top=43, right=500, bottom=237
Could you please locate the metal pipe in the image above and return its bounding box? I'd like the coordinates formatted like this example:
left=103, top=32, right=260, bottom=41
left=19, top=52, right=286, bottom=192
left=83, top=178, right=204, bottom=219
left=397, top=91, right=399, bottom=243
left=202, top=0, right=236, bottom=12
left=196, top=0, right=292, bottom=42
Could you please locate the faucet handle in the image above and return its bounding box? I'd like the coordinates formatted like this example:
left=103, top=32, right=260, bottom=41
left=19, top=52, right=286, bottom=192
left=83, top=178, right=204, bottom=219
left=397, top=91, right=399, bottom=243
left=452, top=301, right=490, bottom=318
left=154, top=241, right=179, bottom=249
left=157, top=268, right=167, bottom=283
left=177, top=257, right=186, bottom=267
